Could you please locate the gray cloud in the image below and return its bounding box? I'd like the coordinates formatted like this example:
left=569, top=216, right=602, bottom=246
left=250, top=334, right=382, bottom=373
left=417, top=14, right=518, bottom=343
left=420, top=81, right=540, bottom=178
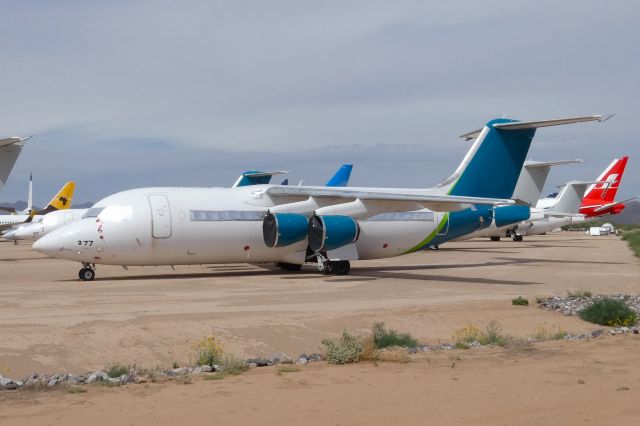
left=0, top=0, right=638, bottom=203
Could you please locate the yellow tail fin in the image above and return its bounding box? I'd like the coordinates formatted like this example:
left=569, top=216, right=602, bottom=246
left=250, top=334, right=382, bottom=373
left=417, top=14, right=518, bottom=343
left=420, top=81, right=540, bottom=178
left=42, top=181, right=76, bottom=213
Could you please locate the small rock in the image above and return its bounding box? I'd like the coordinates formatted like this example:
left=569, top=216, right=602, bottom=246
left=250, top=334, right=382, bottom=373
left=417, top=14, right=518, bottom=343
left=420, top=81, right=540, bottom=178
left=67, top=375, right=84, bottom=384
left=297, top=358, right=308, bottom=365
left=591, top=329, right=605, bottom=338
left=246, top=359, right=269, bottom=367
left=171, top=367, right=189, bottom=376
left=407, top=347, right=419, bottom=354
left=248, top=363, right=258, bottom=368
left=200, top=365, right=213, bottom=373
left=47, top=378, right=58, bottom=388
left=633, top=329, right=639, bottom=335
left=610, top=330, right=617, bottom=335
left=87, top=371, right=108, bottom=383
left=1, top=377, right=13, bottom=388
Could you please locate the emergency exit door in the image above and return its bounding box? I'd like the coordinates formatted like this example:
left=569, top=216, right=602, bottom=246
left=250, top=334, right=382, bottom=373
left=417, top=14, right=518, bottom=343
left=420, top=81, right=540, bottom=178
left=148, top=195, right=172, bottom=239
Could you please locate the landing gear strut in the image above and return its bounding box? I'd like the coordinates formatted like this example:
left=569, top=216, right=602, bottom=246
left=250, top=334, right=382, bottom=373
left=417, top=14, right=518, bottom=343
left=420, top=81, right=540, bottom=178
left=78, top=263, right=95, bottom=281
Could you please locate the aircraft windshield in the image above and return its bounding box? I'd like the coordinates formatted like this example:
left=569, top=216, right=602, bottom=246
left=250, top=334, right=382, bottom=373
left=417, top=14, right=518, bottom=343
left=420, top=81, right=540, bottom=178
left=82, top=207, right=104, bottom=219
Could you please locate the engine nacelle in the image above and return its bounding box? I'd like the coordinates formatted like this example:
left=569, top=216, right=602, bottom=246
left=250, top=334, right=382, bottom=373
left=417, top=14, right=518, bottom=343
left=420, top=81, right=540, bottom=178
left=308, top=214, right=360, bottom=252
left=494, top=205, right=531, bottom=228
left=263, top=212, right=309, bottom=248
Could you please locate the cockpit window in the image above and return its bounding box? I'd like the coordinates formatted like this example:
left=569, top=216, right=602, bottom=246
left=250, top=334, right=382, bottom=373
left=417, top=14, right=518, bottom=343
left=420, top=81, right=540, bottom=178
left=82, top=207, right=105, bottom=218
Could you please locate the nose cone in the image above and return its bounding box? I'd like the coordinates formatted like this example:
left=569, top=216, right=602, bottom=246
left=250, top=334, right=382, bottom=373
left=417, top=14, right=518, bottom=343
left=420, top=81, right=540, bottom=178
left=2, top=230, right=17, bottom=241
left=33, top=220, right=99, bottom=261
left=32, top=231, right=60, bottom=256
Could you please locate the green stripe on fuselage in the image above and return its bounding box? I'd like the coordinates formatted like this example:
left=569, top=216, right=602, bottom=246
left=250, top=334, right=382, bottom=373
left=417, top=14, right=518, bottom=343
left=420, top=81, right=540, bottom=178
left=404, top=212, right=449, bottom=254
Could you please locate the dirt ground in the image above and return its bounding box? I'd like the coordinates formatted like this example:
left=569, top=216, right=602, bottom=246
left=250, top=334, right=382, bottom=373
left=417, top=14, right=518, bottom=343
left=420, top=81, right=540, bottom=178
left=1, top=232, right=639, bottom=425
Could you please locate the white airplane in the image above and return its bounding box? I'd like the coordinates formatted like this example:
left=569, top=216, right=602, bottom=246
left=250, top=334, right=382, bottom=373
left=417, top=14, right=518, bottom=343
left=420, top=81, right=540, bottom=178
left=462, top=159, right=584, bottom=241
left=6, top=165, right=354, bottom=242
left=32, top=115, right=607, bottom=281
left=0, top=136, right=30, bottom=196
left=0, top=182, right=76, bottom=233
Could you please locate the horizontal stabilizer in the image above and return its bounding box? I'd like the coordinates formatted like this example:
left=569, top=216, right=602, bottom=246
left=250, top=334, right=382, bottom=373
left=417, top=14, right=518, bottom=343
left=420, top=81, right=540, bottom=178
left=592, top=196, right=639, bottom=213
left=460, top=115, right=608, bottom=140
left=524, top=159, right=584, bottom=168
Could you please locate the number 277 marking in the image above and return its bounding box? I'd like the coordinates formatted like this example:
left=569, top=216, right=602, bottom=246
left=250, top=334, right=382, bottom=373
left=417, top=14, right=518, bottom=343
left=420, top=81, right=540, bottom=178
left=77, top=240, right=94, bottom=246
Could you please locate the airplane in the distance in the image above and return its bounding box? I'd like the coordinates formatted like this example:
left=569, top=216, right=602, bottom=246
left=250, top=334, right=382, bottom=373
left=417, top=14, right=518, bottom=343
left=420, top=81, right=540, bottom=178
left=0, top=181, right=76, bottom=232
left=32, top=115, right=607, bottom=281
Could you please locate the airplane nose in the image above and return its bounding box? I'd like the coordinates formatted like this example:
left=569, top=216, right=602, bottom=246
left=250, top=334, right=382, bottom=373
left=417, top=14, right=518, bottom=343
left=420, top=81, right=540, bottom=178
left=32, top=232, right=58, bottom=255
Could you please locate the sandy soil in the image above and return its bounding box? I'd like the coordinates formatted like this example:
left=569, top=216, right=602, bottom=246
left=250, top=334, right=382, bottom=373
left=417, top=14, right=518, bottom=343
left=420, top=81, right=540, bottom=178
left=1, top=232, right=639, bottom=425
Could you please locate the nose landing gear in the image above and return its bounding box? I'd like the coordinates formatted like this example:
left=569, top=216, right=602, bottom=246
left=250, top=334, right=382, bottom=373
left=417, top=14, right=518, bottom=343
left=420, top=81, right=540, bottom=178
left=79, top=263, right=96, bottom=281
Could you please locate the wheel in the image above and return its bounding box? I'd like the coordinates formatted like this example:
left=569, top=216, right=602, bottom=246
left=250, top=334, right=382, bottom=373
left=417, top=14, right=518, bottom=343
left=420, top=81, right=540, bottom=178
left=277, top=262, right=302, bottom=271
left=334, top=261, right=351, bottom=276
left=490, top=236, right=501, bottom=242
left=79, top=267, right=95, bottom=281
left=428, top=245, right=439, bottom=250
left=511, top=234, right=523, bottom=242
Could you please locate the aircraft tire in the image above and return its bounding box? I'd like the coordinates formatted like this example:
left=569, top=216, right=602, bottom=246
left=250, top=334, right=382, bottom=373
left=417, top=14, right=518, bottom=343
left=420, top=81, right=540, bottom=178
left=334, top=261, right=351, bottom=276
left=490, top=236, right=501, bottom=242
left=511, top=234, right=523, bottom=242
left=277, top=262, right=302, bottom=271
left=79, top=267, right=95, bottom=281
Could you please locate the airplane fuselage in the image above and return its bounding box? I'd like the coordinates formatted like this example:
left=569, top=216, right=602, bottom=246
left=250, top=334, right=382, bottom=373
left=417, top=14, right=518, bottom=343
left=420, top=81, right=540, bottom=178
left=36, top=186, right=469, bottom=266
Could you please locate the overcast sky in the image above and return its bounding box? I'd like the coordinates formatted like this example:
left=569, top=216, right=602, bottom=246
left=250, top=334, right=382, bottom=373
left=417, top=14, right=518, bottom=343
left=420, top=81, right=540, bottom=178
left=1, top=0, right=638, bottom=205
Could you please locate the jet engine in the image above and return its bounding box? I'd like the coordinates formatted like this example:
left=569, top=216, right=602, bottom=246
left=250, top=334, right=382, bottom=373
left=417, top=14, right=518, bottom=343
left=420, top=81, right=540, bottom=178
left=494, top=205, right=531, bottom=228
left=263, top=212, right=309, bottom=247
left=308, top=214, right=360, bottom=252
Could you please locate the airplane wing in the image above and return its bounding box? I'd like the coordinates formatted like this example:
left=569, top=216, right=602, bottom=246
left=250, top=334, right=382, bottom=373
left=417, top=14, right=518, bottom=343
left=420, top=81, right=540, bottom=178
left=592, top=196, right=639, bottom=213
left=263, top=185, right=514, bottom=214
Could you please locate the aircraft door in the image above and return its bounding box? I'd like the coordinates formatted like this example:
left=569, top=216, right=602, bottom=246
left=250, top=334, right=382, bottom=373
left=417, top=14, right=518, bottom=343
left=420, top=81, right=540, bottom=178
left=148, top=194, right=172, bottom=239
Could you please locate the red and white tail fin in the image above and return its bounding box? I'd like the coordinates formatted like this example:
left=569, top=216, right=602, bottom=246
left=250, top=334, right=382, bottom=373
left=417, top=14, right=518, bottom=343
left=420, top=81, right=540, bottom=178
left=582, top=156, right=628, bottom=204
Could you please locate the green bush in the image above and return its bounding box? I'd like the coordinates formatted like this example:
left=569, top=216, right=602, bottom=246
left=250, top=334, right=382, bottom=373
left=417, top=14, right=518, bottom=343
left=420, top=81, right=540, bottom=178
left=192, top=336, right=225, bottom=367
left=322, top=330, right=363, bottom=364
left=511, top=296, right=529, bottom=306
left=105, top=363, right=129, bottom=378
left=220, top=354, right=249, bottom=375
left=372, top=322, right=418, bottom=349
left=478, top=321, right=510, bottom=346
left=621, top=229, right=640, bottom=257
left=579, top=298, right=637, bottom=327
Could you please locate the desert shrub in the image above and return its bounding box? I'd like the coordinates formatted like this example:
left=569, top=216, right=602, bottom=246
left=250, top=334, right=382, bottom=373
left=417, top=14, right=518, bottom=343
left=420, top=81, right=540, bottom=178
left=375, top=347, right=411, bottom=363
left=277, top=366, right=301, bottom=374
left=531, top=324, right=568, bottom=341
left=453, top=322, right=510, bottom=348
left=535, top=297, right=547, bottom=305
left=478, top=321, right=510, bottom=346
left=372, top=322, right=418, bottom=349
left=511, top=296, right=529, bottom=306
left=67, top=386, right=87, bottom=394
left=453, top=324, right=482, bottom=347
left=105, top=363, right=129, bottom=378
left=567, top=290, right=592, bottom=298
left=360, top=335, right=377, bottom=361
left=220, top=354, right=249, bottom=375
left=192, top=336, right=225, bottom=367
left=322, top=330, right=363, bottom=364
left=579, top=298, right=637, bottom=327
left=621, top=229, right=640, bottom=257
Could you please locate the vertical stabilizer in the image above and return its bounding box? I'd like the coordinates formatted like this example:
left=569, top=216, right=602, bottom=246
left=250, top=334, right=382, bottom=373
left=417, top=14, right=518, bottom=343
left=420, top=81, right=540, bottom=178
left=513, top=160, right=583, bottom=205
left=548, top=182, right=592, bottom=214
left=0, top=137, right=27, bottom=191
left=27, top=173, right=33, bottom=214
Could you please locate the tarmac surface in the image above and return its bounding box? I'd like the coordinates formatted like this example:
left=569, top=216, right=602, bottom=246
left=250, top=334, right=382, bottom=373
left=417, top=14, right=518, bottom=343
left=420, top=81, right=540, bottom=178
left=1, top=232, right=639, bottom=425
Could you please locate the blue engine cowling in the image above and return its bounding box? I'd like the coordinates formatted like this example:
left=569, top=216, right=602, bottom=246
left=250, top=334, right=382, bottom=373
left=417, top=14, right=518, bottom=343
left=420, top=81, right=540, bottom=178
left=308, top=214, right=359, bottom=252
left=494, top=205, right=531, bottom=228
left=263, top=212, right=309, bottom=247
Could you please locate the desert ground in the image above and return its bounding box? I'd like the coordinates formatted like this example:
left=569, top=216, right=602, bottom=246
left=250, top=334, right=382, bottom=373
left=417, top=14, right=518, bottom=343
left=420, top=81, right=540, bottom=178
left=1, top=232, right=639, bottom=425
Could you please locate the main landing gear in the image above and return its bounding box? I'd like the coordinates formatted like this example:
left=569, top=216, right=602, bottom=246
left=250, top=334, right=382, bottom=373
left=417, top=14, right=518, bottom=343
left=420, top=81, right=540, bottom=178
left=315, top=252, right=351, bottom=275
left=79, top=263, right=96, bottom=281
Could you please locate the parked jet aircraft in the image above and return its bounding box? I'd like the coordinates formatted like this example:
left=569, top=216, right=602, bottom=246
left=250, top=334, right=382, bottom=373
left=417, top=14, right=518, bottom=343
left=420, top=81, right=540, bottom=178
left=32, top=115, right=606, bottom=280
left=0, top=182, right=75, bottom=232
left=462, top=159, right=583, bottom=241
left=7, top=165, right=354, bottom=242
left=539, top=156, right=634, bottom=218
left=0, top=136, right=30, bottom=194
